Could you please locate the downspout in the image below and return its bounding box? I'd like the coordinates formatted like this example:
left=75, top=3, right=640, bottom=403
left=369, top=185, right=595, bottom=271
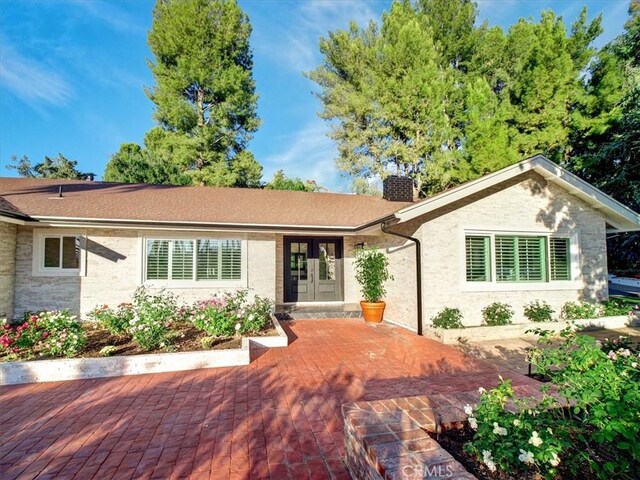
left=381, top=221, right=423, bottom=336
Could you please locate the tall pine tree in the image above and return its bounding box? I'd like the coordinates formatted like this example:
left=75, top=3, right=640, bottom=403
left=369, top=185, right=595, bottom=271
left=105, top=0, right=262, bottom=187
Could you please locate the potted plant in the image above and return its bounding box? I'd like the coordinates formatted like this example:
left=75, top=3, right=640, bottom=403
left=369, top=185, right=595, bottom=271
left=354, top=246, right=392, bottom=323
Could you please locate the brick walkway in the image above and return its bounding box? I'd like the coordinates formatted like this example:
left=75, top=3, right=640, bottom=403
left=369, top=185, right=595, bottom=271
left=0, top=319, right=538, bottom=480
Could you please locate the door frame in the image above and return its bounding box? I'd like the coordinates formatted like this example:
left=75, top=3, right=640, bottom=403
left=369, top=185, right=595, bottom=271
left=283, top=236, right=344, bottom=303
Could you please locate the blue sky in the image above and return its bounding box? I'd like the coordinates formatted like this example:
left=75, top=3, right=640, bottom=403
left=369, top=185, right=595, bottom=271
left=0, top=0, right=631, bottom=191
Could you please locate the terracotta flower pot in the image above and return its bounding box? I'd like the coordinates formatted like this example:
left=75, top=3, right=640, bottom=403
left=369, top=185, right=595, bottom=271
left=360, top=301, right=386, bottom=323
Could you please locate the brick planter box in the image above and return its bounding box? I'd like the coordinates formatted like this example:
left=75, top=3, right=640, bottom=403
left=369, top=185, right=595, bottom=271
left=0, top=315, right=288, bottom=385
left=425, top=315, right=632, bottom=344
left=342, top=384, right=551, bottom=480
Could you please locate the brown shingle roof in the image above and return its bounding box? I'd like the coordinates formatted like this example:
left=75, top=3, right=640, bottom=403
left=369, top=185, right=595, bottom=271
left=0, top=177, right=410, bottom=229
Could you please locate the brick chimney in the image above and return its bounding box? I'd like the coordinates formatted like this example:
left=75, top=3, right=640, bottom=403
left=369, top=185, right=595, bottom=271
left=382, top=176, right=414, bottom=202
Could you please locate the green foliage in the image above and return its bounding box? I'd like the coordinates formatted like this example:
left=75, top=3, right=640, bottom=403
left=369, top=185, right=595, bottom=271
left=188, top=290, right=273, bottom=338
left=482, top=302, right=514, bottom=326
left=523, top=300, right=555, bottom=323
left=88, top=303, right=134, bottom=335
left=8, top=154, right=94, bottom=180
left=130, top=287, right=179, bottom=350
left=99, top=345, right=117, bottom=357
left=601, top=298, right=634, bottom=316
left=1, top=311, right=86, bottom=358
left=353, top=247, right=392, bottom=303
left=309, top=0, right=602, bottom=196
left=560, top=300, right=603, bottom=320
left=264, top=170, right=321, bottom=192
left=465, top=379, right=566, bottom=479
left=529, top=327, right=640, bottom=477
left=139, top=0, right=261, bottom=187
left=103, top=143, right=189, bottom=185
left=430, top=307, right=464, bottom=329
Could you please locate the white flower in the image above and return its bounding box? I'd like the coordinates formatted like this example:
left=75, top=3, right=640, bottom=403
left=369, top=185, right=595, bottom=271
left=632, top=362, right=638, bottom=368
left=549, top=452, right=560, bottom=467
left=529, top=431, right=543, bottom=447
left=518, top=449, right=535, bottom=465
left=478, top=387, right=486, bottom=394
left=235, top=323, right=241, bottom=331
left=492, top=422, right=507, bottom=436
left=619, top=348, right=631, bottom=357
left=248, top=314, right=255, bottom=321
left=608, top=351, right=618, bottom=360
left=463, top=404, right=474, bottom=416
left=482, top=450, right=496, bottom=472
left=513, top=419, right=521, bottom=426
left=468, top=417, right=478, bottom=430
left=547, top=427, right=553, bottom=435
left=236, top=313, right=242, bottom=319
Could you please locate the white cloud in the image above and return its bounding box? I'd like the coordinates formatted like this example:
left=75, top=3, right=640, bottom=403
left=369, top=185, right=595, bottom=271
left=0, top=42, right=72, bottom=109
left=261, top=119, right=347, bottom=190
left=253, top=0, right=379, bottom=73
left=73, top=0, right=146, bottom=35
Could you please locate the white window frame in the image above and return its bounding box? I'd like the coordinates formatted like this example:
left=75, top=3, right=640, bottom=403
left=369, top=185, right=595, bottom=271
left=32, top=229, right=87, bottom=277
left=141, top=233, right=248, bottom=289
left=460, top=228, right=581, bottom=292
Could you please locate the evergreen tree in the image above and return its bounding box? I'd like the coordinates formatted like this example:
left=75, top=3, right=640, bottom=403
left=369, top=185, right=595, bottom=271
left=8, top=154, right=94, bottom=180
left=264, top=170, right=321, bottom=192
left=103, top=143, right=189, bottom=185
left=106, top=0, right=262, bottom=187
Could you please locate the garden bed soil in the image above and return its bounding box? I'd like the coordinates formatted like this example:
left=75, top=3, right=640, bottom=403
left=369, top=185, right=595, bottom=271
left=435, top=426, right=632, bottom=480
left=1, top=322, right=277, bottom=362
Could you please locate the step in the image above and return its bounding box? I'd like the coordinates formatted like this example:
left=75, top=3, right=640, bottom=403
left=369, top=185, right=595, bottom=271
left=274, top=303, right=362, bottom=320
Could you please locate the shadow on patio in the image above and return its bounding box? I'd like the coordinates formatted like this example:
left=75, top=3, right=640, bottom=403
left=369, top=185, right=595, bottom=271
left=0, top=319, right=538, bottom=480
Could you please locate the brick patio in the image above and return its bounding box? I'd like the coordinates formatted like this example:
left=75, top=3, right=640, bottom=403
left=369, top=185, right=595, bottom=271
left=0, top=319, right=539, bottom=480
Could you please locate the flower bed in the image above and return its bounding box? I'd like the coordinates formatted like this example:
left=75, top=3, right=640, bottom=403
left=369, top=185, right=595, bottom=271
left=0, top=287, right=289, bottom=385
left=455, top=329, right=640, bottom=479
left=426, top=316, right=633, bottom=344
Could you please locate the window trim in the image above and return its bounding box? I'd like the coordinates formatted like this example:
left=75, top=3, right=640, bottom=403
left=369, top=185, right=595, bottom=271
left=32, top=229, right=86, bottom=277
left=141, top=233, right=247, bottom=288
left=460, top=229, right=580, bottom=292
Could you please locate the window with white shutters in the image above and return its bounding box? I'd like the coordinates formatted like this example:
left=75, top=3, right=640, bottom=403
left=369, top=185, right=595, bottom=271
left=146, top=238, right=242, bottom=282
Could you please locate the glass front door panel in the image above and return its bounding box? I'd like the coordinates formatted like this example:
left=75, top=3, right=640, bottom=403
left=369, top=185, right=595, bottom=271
left=318, top=242, right=336, bottom=280
left=290, top=242, right=308, bottom=281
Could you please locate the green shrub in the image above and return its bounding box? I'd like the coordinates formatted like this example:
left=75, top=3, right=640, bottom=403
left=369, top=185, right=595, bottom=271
left=354, top=247, right=392, bottom=302
left=523, top=301, right=554, bottom=323
left=431, top=307, right=464, bottom=329
left=130, top=287, right=179, bottom=350
left=560, top=301, right=603, bottom=320
left=600, top=298, right=633, bottom=316
left=99, top=345, right=117, bottom=357
left=465, top=379, right=565, bottom=478
left=529, top=327, right=640, bottom=477
left=89, top=303, right=134, bottom=335
left=482, top=302, right=514, bottom=326
left=189, top=290, right=273, bottom=338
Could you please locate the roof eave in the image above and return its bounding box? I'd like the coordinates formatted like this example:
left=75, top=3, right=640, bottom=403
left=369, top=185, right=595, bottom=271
left=394, top=155, right=640, bottom=232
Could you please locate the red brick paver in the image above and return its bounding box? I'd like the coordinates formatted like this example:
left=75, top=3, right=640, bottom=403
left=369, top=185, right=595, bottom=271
left=0, top=319, right=538, bottom=479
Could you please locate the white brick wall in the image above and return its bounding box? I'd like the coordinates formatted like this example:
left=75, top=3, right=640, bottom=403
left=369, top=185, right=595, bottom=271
left=13, top=227, right=277, bottom=319
left=0, top=221, right=17, bottom=319
left=380, top=172, right=608, bottom=329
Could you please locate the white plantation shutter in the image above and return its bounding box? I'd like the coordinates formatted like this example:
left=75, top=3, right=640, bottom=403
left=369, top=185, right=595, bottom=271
left=196, top=240, right=219, bottom=280
left=146, top=240, right=169, bottom=280
left=147, top=238, right=242, bottom=282
left=220, top=240, right=241, bottom=280
left=171, top=240, right=194, bottom=280
left=550, top=237, right=570, bottom=280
